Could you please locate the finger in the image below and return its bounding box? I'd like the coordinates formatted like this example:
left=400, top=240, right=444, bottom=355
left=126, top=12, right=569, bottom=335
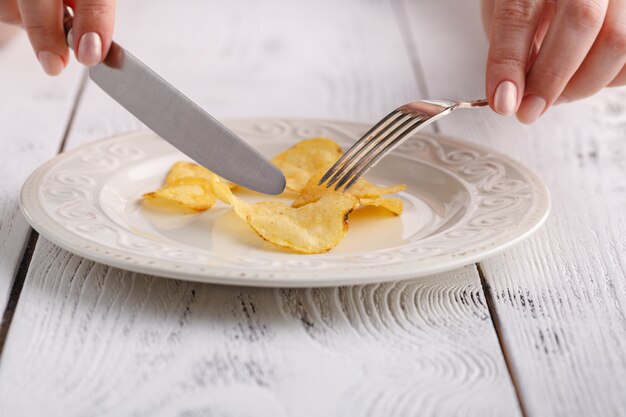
left=609, top=64, right=626, bottom=86
left=526, top=1, right=555, bottom=71
left=481, top=0, right=495, bottom=35
left=72, top=0, right=115, bottom=67
left=486, top=0, right=545, bottom=116
left=559, top=0, right=626, bottom=102
left=17, top=0, right=68, bottom=76
left=535, top=0, right=556, bottom=47
left=0, top=0, right=22, bottom=25
left=518, top=0, right=608, bottom=123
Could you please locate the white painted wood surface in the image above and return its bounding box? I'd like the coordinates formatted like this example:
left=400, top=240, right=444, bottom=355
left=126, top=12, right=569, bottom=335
left=0, top=34, right=83, bottom=317
left=0, top=0, right=522, bottom=416
left=402, top=1, right=626, bottom=416
left=1, top=0, right=624, bottom=415
left=0, top=239, right=518, bottom=416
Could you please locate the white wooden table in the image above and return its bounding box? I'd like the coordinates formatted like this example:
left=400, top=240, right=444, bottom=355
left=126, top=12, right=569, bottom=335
left=0, top=1, right=625, bottom=416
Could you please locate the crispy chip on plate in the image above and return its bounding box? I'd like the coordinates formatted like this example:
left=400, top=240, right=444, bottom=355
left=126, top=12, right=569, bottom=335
left=358, top=197, right=404, bottom=215
left=210, top=176, right=359, bottom=254
left=272, top=137, right=342, bottom=192
left=165, top=161, right=215, bottom=183
left=143, top=177, right=216, bottom=212
left=143, top=162, right=236, bottom=212
left=292, top=169, right=406, bottom=215
left=166, top=161, right=236, bottom=189
left=143, top=137, right=404, bottom=253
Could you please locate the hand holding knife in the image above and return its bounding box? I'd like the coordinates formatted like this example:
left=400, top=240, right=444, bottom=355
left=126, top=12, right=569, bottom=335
left=62, top=5, right=285, bottom=195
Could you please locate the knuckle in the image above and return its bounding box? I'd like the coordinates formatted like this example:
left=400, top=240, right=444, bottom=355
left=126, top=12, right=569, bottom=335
left=490, top=49, right=527, bottom=70
left=24, top=22, right=58, bottom=40
left=599, top=21, right=626, bottom=54
left=494, top=0, right=538, bottom=23
left=533, top=66, right=568, bottom=89
left=79, top=1, right=115, bottom=21
left=565, top=0, right=605, bottom=32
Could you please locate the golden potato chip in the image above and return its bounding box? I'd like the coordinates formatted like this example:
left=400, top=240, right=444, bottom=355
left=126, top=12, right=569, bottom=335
left=143, top=177, right=216, bottom=212
left=347, top=180, right=406, bottom=198
left=292, top=169, right=406, bottom=210
left=143, top=161, right=238, bottom=212
left=209, top=175, right=248, bottom=216
left=165, top=161, right=215, bottom=183
left=359, top=197, right=403, bottom=215
left=245, top=195, right=358, bottom=254
left=209, top=177, right=358, bottom=254
left=272, top=137, right=343, bottom=192
left=165, top=161, right=236, bottom=189
left=144, top=137, right=406, bottom=254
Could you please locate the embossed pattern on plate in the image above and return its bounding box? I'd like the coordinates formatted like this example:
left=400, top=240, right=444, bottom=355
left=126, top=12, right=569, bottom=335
left=20, top=119, right=550, bottom=287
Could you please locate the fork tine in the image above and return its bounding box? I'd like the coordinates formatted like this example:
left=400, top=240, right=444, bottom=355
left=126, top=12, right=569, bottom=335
left=325, top=111, right=414, bottom=188
left=319, top=109, right=406, bottom=186
left=336, top=115, right=427, bottom=191
left=322, top=98, right=488, bottom=191
left=332, top=114, right=424, bottom=190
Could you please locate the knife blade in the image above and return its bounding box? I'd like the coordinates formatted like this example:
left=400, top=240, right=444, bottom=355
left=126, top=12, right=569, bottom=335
left=63, top=7, right=285, bottom=195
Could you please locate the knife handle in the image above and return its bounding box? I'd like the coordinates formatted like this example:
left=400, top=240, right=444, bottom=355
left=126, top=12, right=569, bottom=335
left=63, top=5, right=75, bottom=49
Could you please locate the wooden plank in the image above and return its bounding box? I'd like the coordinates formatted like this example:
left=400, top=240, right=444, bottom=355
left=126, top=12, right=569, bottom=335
left=0, top=239, right=519, bottom=416
left=0, top=1, right=521, bottom=415
left=400, top=1, right=626, bottom=416
left=0, top=33, right=83, bottom=322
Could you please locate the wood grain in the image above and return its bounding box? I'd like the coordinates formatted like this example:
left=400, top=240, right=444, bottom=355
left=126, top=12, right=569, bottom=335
left=0, top=0, right=521, bottom=415
left=0, top=239, right=518, bottom=417
left=0, top=33, right=83, bottom=319
left=401, top=1, right=626, bottom=415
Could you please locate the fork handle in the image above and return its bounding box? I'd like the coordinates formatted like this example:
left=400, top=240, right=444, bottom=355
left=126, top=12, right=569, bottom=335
left=457, top=99, right=489, bottom=109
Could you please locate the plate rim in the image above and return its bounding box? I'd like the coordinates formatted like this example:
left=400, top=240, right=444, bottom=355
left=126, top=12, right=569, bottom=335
left=20, top=119, right=551, bottom=287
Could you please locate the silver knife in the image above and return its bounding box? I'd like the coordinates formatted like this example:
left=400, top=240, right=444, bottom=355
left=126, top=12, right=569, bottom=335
left=63, top=6, right=285, bottom=195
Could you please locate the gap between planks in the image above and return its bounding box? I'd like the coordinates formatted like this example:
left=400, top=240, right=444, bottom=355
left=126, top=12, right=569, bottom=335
left=0, top=69, right=89, bottom=357
left=0, top=230, right=38, bottom=355
left=477, top=262, right=529, bottom=417
left=57, top=70, right=90, bottom=153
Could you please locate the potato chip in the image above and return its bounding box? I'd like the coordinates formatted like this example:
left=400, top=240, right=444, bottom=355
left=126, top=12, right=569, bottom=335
left=272, top=137, right=343, bottom=192
left=144, top=137, right=405, bottom=254
left=143, top=162, right=237, bottom=212
left=346, top=180, right=406, bottom=198
left=143, top=177, right=216, bottom=212
left=209, top=176, right=358, bottom=254
left=165, top=161, right=215, bottom=183
left=209, top=175, right=246, bottom=215
left=166, top=161, right=235, bottom=189
left=292, top=169, right=406, bottom=215
left=245, top=195, right=359, bottom=254
left=358, top=197, right=404, bottom=215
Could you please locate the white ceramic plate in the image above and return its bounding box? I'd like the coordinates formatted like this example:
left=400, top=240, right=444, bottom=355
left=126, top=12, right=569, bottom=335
left=20, top=119, right=550, bottom=287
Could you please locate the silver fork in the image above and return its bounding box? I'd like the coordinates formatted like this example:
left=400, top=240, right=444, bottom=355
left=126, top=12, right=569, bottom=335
left=319, top=98, right=489, bottom=191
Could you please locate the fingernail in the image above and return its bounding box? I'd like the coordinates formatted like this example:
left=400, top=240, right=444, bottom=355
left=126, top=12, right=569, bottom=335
left=517, top=95, right=547, bottom=124
left=77, top=32, right=102, bottom=67
left=554, top=96, right=570, bottom=106
left=493, top=80, right=518, bottom=116
left=37, top=51, right=64, bottom=76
